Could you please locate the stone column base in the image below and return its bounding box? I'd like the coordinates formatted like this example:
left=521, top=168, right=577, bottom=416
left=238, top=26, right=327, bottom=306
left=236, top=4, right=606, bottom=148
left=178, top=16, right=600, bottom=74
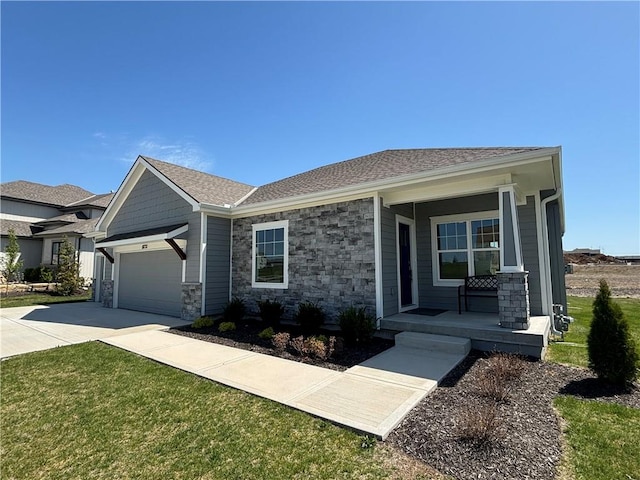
left=102, top=279, right=114, bottom=308
left=182, top=283, right=202, bottom=322
left=497, top=271, right=530, bottom=330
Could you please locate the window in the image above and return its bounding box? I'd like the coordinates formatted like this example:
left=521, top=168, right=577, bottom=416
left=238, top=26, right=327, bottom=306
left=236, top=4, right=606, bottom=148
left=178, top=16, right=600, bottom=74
left=51, top=241, right=63, bottom=265
left=251, top=220, right=289, bottom=289
left=432, top=213, right=500, bottom=285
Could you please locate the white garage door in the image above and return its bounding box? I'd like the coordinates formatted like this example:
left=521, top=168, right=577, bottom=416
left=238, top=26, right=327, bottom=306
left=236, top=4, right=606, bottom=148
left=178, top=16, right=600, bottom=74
left=118, top=249, right=182, bottom=317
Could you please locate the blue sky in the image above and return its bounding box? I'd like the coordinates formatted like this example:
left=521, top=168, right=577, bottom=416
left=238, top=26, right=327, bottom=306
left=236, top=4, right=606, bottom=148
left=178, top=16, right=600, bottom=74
left=2, top=1, right=638, bottom=255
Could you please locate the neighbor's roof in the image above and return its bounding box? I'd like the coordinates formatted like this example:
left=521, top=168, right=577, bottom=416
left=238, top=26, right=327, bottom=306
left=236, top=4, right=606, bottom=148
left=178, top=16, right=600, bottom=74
left=64, top=192, right=115, bottom=209
left=33, top=218, right=100, bottom=237
left=0, top=181, right=94, bottom=207
left=0, top=219, right=40, bottom=237
left=242, top=147, right=548, bottom=205
left=142, top=157, right=255, bottom=206
left=34, top=212, right=89, bottom=225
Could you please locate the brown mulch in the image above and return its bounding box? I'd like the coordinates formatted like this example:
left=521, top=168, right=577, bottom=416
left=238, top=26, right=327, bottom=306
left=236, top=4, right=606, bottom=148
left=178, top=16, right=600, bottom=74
left=387, top=352, right=639, bottom=480
left=168, top=319, right=393, bottom=372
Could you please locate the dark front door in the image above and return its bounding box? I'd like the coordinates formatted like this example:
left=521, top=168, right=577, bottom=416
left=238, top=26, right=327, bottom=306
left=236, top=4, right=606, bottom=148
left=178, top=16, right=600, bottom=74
left=399, top=222, right=413, bottom=307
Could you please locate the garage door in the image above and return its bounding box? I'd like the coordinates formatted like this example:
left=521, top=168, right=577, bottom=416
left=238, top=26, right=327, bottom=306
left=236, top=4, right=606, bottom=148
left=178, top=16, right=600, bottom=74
left=118, top=249, right=182, bottom=317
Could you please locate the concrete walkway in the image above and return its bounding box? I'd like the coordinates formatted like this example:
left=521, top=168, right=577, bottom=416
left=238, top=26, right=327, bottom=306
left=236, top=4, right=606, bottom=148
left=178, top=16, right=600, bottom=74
left=102, top=330, right=467, bottom=439
left=0, top=302, right=187, bottom=359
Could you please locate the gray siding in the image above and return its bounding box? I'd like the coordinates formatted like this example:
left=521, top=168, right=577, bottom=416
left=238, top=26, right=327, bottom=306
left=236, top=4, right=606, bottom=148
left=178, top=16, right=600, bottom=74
left=1, top=199, right=61, bottom=219
left=518, top=196, right=543, bottom=315
left=108, top=170, right=193, bottom=236
left=380, top=203, right=414, bottom=317
left=205, top=216, right=231, bottom=315
left=107, top=170, right=201, bottom=283
left=415, top=193, right=499, bottom=312
left=0, top=237, right=42, bottom=270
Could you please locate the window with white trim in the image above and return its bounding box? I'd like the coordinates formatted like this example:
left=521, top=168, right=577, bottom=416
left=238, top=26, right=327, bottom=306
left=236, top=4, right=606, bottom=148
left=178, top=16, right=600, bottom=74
left=431, top=213, right=500, bottom=285
left=251, top=220, right=289, bottom=289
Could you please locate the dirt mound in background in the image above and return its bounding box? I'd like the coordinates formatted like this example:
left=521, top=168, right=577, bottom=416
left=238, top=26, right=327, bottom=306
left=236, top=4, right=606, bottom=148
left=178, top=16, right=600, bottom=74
left=563, top=253, right=625, bottom=265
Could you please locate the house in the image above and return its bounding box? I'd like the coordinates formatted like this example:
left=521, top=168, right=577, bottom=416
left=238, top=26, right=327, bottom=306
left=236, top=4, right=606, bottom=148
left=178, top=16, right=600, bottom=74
left=93, top=147, right=566, bottom=340
left=0, top=180, right=114, bottom=282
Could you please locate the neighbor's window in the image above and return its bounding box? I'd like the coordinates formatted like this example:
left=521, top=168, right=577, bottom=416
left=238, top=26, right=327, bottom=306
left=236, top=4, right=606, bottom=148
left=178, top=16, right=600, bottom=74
left=51, top=241, right=63, bottom=265
left=252, top=220, right=289, bottom=289
left=432, top=213, right=500, bottom=285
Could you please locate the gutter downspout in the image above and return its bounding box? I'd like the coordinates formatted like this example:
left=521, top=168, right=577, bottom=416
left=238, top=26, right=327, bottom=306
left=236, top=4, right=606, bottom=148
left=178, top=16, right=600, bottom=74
left=541, top=188, right=563, bottom=337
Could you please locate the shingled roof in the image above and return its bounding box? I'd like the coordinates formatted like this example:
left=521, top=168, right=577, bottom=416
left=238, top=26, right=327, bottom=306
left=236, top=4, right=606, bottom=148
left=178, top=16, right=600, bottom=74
left=241, top=147, right=546, bottom=205
left=33, top=218, right=100, bottom=236
left=142, top=157, right=255, bottom=207
left=64, top=192, right=115, bottom=209
left=0, top=219, right=40, bottom=237
left=1, top=181, right=94, bottom=207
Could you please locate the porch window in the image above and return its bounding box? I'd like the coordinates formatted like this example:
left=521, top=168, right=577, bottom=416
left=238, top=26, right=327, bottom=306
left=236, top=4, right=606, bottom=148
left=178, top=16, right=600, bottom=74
left=432, top=213, right=500, bottom=285
left=251, top=220, right=289, bottom=289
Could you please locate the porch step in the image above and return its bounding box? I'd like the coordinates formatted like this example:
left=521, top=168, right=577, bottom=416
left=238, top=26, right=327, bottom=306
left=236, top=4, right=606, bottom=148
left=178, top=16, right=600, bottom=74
left=395, top=332, right=471, bottom=356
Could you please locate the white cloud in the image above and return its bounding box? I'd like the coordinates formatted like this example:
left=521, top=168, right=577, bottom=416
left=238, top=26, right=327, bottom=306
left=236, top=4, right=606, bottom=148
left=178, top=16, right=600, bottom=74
left=91, top=132, right=213, bottom=172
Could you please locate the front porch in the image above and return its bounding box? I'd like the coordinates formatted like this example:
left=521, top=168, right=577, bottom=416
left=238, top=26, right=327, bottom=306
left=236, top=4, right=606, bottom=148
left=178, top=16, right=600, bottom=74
left=380, top=310, right=551, bottom=359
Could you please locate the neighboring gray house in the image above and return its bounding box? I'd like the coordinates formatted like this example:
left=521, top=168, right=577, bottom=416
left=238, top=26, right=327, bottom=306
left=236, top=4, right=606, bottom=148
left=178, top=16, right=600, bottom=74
left=0, top=180, right=114, bottom=281
left=94, top=147, right=567, bottom=339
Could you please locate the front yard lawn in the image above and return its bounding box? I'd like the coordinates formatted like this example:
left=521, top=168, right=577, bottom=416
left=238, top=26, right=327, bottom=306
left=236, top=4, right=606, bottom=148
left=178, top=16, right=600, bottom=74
left=555, top=396, right=640, bottom=480
left=0, top=342, right=432, bottom=480
left=547, top=296, right=640, bottom=367
left=0, top=290, right=92, bottom=308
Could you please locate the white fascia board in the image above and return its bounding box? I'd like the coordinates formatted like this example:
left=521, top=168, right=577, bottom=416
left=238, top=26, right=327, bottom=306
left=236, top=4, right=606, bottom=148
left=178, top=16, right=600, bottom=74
left=97, top=224, right=189, bottom=248
left=139, top=157, right=200, bottom=211
left=198, top=204, right=233, bottom=217
left=230, top=149, right=559, bottom=218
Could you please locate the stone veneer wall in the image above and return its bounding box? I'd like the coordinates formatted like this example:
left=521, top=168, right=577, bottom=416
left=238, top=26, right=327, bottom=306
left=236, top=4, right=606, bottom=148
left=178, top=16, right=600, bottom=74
left=181, top=283, right=202, bottom=321
left=232, top=198, right=376, bottom=323
left=497, top=271, right=530, bottom=330
left=102, top=279, right=113, bottom=308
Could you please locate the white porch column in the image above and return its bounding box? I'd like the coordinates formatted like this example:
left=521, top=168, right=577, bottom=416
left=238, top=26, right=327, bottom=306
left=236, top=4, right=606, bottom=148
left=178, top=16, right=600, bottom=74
left=498, top=185, right=524, bottom=272
left=498, top=185, right=530, bottom=330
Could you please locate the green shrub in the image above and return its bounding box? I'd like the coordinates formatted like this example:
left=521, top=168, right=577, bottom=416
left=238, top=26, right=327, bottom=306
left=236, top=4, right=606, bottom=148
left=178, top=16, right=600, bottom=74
left=258, top=327, right=275, bottom=340
left=223, top=297, right=246, bottom=322
left=339, top=306, right=376, bottom=344
left=258, top=299, right=285, bottom=326
left=24, top=268, right=39, bottom=283
left=40, top=266, right=53, bottom=283
left=295, top=301, right=325, bottom=334
left=218, top=321, right=236, bottom=333
left=587, top=280, right=639, bottom=387
left=192, top=316, right=214, bottom=329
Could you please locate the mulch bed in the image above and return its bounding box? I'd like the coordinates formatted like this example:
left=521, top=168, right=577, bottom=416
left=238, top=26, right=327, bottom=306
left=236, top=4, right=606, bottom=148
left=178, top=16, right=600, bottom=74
left=387, top=352, right=639, bottom=480
left=168, top=319, right=394, bottom=372
left=168, top=321, right=639, bottom=480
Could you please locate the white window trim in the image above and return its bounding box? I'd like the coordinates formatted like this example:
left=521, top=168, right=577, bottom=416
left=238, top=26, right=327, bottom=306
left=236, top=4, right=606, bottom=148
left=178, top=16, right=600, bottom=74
left=251, top=219, right=289, bottom=289
left=431, top=211, right=499, bottom=287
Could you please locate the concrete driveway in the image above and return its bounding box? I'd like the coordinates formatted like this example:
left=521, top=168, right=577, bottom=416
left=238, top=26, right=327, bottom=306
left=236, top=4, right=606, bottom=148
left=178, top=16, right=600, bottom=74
left=0, top=302, right=188, bottom=359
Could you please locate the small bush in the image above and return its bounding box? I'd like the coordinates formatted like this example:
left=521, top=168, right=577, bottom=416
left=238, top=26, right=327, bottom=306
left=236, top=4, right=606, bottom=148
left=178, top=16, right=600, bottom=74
left=258, top=299, right=285, bottom=326
left=587, top=279, right=639, bottom=387
left=223, top=297, right=246, bottom=323
left=485, top=352, right=527, bottom=383
left=40, top=266, right=53, bottom=283
left=304, top=336, right=330, bottom=361
left=339, top=306, right=376, bottom=344
left=258, top=327, right=275, bottom=340
left=192, top=316, right=214, bottom=329
left=289, top=335, right=306, bottom=356
left=457, top=403, right=504, bottom=445
left=272, top=332, right=290, bottom=352
left=24, top=268, right=39, bottom=283
left=475, top=370, right=510, bottom=403
left=218, top=321, right=236, bottom=333
left=295, top=301, right=325, bottom=334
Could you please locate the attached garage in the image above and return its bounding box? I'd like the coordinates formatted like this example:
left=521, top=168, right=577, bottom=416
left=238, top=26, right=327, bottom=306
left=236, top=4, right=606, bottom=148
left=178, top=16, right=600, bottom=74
left=118, top=249, right=182, bottom=317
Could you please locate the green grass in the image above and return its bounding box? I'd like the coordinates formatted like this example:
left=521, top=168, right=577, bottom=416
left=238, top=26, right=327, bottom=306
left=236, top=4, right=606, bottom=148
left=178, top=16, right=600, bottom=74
left=0, top=342, right=398, bottom=480
left=547, top=296, right=640, bottom=367
left=554, top=396, right=640, bottom=480
left=0, top=290, right=92, bottom=308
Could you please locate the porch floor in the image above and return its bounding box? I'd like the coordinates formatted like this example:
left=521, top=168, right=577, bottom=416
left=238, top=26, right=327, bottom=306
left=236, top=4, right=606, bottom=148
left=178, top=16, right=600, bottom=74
left=380, top=311, right=551, bottom=359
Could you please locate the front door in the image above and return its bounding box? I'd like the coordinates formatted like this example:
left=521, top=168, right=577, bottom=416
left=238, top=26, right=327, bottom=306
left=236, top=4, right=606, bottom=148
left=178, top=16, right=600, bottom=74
left=399, top=222, right=413, bottom=307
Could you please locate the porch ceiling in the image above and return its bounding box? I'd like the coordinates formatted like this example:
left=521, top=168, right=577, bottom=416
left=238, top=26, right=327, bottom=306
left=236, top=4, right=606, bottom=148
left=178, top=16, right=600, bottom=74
left=380, top=158, right=556, bottom=206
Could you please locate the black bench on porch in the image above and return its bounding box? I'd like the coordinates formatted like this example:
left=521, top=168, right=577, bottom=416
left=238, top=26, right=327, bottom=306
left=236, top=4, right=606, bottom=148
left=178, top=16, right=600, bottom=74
left=458, top=275, right=498, bottom=314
